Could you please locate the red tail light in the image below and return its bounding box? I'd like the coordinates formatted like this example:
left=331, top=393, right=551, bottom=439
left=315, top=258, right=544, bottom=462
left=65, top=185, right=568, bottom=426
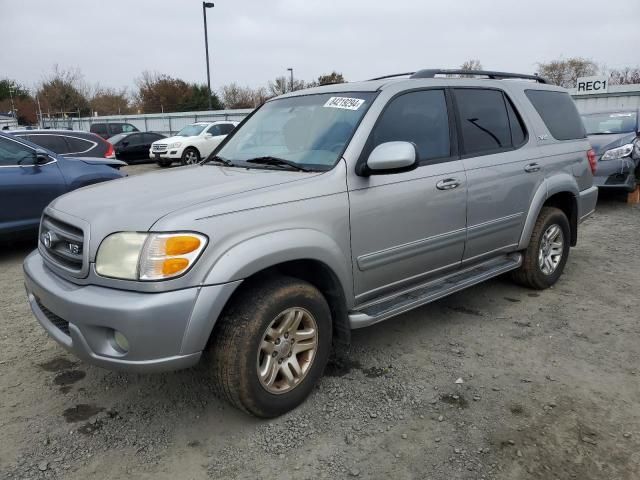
left=104, top=141, right=115, bottom=159
left=587, top=148, right=597, bottom=175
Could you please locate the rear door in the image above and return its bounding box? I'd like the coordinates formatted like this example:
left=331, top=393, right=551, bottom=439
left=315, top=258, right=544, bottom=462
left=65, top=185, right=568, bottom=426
left=0, top=136, right=66, bottom=233
left=452, top=87, right=542, bottom=262
left=348, top=89, right=468, bottom=302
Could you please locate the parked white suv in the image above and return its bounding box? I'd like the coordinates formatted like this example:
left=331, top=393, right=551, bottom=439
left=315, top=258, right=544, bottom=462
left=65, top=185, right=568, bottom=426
left=150, top=121, right=238, bottom=167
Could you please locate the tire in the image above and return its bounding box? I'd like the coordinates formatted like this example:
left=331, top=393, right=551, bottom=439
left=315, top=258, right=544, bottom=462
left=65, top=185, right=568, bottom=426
left=511, top=206, right=570, bottom=290
left=208, top=276, right=332, bottom=417
left=180, top=147, right=200, bottom=165
left=157, top=160, right=172, bottom=168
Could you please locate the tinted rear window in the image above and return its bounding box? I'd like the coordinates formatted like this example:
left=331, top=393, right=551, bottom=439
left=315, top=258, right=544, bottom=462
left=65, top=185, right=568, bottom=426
left=29, top=134, right=70, bottom=154
left=91, top=124, right=108, bottom=134
left=525, top=90, right=586, bottom=141
left=65, top=136, right=95, bottom=153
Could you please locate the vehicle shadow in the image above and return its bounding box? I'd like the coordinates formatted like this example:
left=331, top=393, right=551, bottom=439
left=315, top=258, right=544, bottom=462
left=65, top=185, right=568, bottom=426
left=0, top=234, right=37, bottom=261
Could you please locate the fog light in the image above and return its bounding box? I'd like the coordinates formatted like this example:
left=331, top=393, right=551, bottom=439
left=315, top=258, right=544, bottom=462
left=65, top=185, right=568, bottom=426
left=113, top=331, right=129, bottom=353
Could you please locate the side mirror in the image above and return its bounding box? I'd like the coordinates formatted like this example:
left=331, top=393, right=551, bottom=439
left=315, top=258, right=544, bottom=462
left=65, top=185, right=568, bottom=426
left=34, top=149, right=52, bottom=165
left=365, top=141, right=418, bottom=175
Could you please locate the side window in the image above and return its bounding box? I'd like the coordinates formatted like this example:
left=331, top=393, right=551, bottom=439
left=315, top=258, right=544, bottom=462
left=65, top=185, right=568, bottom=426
left=30, top=135, right=70, bottom=154
left=142, top=133, right=158, bottom=143
left=65, top=136, right=94, bottom=153
left=207, top=125, right=222, bottom=136
left=121, top=124, right=137, bottom=133
left=109, top=124, right=124, bottom=135
left=371, top=89, right=450, bottom=163
left=505, top=97, right=527, bottom=147
left=129, top=134, right=144, bottom=144
left=91, top=124, right=107, bottom=135
left=219, top=123, right=235, bottom=135
left=0, top=136, right=35, bottom=166
left=525, top=90, right=586, bottom=141
left=454, top=88, right=512, bottom=156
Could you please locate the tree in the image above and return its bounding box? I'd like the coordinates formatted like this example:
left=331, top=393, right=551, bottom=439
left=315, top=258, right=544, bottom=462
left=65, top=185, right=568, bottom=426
left=537, top=57, right=598, bottom=88
left=37, top=65, right=90, bottom=117
left=317, top=71, right=346, bottom=85
left=179, top=84, right=223, bottom=111
left=220, top=83, right=266, bottom=109
left=268, top=76, right=306, bottom=96
left=134, top=71, right=223, bottom=113
left=460, top=59, right=483, bottom=71
left=0, top=78, right=37, bottom=124
left=609, top=67, right=640, bottom=86
left=90, top=87, right=131, bottom=116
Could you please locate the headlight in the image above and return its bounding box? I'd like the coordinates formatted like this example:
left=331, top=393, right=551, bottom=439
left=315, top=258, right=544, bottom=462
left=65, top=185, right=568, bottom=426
left=96, top=232, right=207, bottom=281
left=169, top=142, right=182, bottom=148
left=601, top=143, right=634, bottom=161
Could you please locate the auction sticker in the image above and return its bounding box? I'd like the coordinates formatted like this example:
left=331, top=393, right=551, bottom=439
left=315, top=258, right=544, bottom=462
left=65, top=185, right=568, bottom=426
left=323, top=97, right=365, bottom=110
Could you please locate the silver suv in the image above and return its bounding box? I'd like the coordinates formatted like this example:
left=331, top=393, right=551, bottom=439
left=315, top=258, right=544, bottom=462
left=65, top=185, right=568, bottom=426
left=24, top=69, right=598, bottom=417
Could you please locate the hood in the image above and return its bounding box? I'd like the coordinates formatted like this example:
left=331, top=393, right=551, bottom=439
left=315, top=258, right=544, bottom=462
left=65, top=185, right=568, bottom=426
left=49, top=165, right=321, bottom=233
left=155, top=135, right=196, bottom=144
left=587, top=132, right=637, bottom=156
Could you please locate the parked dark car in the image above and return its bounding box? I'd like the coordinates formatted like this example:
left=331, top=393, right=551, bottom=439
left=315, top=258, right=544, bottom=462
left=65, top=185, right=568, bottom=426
left=90, top=122, right=139, bottom=140
left=0, top=132, right=126, bottom=236
left=108, top=132, right=166, bottom=163
left=581, top=109, right=640, bottom=191
left=9, top=129, right=115, bottom=159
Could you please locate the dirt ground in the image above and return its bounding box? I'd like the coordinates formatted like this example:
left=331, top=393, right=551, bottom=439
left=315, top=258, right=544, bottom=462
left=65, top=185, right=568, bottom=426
left=1, top=164, right=639, bottom=480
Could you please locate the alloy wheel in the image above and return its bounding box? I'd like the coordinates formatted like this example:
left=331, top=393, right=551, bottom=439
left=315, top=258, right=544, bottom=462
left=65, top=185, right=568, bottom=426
left=538, top=224, right=564, bottom=275
left=257, top=307, right=318, bottom=394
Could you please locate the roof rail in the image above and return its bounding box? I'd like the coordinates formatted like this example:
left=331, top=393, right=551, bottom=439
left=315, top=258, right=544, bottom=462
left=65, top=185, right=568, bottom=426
left=410, top=69, right=547, bottom=84
left=368, top=72, right=416, bottom=81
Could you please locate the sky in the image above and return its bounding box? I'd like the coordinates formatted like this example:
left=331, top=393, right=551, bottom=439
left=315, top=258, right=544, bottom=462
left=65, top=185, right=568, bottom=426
left=1, top=0, right=638, bottom=94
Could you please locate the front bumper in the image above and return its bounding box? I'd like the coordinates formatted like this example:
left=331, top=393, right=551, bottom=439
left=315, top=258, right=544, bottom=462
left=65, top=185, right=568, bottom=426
left=593, top=157, right=638, bottom=191
left=23, top=251, right=240, bottom=373
left=149, top=150, right=182, bottom=160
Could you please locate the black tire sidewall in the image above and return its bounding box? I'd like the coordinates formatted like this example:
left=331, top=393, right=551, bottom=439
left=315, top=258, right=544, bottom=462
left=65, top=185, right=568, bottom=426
left=238, top=283, right=332, bottom=417
left=532, top=211, right=570, bottom=287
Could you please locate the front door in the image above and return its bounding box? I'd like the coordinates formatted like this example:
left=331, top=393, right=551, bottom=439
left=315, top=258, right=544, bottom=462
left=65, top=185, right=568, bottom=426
left=348, top=89, right=467, bottom=303
left=452, top=88, right=544, bottom=262
left=0, top=136, right=66, bottom=233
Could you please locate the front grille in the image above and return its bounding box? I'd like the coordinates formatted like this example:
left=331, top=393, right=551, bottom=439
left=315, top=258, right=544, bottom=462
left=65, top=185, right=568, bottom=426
left=36, top=298, right=70, bottom=336
left=152, top=143, right=167, bottom=152
left=40, top=215, right=85, bottom=273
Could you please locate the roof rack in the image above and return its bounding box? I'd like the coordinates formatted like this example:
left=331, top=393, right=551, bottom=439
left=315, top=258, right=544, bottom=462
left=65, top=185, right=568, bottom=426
left=368, top=69, right=547, bottom=84
left=411, top=69, right=547, bottom=83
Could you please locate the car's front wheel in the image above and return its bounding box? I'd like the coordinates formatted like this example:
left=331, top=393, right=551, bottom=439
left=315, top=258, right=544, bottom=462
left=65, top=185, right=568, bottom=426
left=208, top=276, right=332, bottom=417
left=181, top=147, right=200, bottom=165
left=511, top=206, right=570, bottom=290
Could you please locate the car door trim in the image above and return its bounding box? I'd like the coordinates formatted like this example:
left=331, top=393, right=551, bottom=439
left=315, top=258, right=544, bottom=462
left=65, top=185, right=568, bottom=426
left=356, top=227, right=466, bottom=272
left=466, top=212, right=523, bottom=241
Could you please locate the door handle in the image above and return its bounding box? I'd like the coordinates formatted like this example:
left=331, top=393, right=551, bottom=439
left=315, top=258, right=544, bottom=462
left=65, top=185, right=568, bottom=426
left=524, top=163, right=541, bottom=173
left=436, top=178, right=461, bottom=190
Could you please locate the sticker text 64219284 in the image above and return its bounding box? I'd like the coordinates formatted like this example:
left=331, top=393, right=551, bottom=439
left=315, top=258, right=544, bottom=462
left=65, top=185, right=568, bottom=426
left=323, top=97, right=365, bottom=111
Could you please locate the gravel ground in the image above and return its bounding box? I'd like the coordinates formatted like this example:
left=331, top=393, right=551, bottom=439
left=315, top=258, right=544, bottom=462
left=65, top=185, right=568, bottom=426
left=1, top=164, right=639, bottom=479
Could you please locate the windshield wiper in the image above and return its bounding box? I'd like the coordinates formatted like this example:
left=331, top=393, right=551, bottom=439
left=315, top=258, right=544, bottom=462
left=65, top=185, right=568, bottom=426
left=245, top=156, right=310, bottom=172
left=203, top=155, right=235, bottom=167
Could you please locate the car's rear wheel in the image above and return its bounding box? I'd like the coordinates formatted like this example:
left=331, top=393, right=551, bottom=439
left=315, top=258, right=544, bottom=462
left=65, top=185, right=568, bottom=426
left=511, top=206, right=570, bottom=290
left=208, top=276, right=332, bottom=417
left=181, top=148, right=200, bottom=165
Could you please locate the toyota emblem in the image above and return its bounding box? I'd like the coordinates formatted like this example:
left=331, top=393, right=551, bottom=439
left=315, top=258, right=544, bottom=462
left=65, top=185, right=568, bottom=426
left=42, top=231, right=55, bottom=248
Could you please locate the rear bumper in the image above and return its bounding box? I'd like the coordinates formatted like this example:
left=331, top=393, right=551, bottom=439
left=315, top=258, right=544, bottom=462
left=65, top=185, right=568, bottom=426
left=578, top=185, right=598, bottom=223
left=23, top=250, right=241, bottom=373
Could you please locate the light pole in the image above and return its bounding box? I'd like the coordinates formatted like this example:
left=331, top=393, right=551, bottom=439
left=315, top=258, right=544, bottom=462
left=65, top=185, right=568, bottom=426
left=8, top=85, right=16, bottom=119
left=202, top=2, right=215, bottom=110
left=287, top=68, right=293, bottom=92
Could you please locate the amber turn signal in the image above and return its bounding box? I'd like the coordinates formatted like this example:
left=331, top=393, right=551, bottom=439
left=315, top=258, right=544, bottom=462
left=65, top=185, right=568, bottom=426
left=165, top=235, right=201, bottom=255
left=162, top=258, right=190, bottom=275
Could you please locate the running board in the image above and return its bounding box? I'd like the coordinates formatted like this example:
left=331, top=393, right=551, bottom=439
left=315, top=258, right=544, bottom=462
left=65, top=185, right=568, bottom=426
left=348, top=253, right=522, bottom=329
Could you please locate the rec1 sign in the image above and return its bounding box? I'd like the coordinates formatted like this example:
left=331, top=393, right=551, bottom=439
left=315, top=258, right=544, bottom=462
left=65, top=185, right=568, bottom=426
left=576, top=76, right=608, bottom=95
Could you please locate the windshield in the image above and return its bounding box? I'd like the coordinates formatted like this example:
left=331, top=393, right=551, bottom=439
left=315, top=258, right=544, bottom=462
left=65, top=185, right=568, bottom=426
left=582, top=112, right=637, bottom=135
left=177, top=124, right=207, bottom=137
left=216, top=92, right=376, bottom=171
